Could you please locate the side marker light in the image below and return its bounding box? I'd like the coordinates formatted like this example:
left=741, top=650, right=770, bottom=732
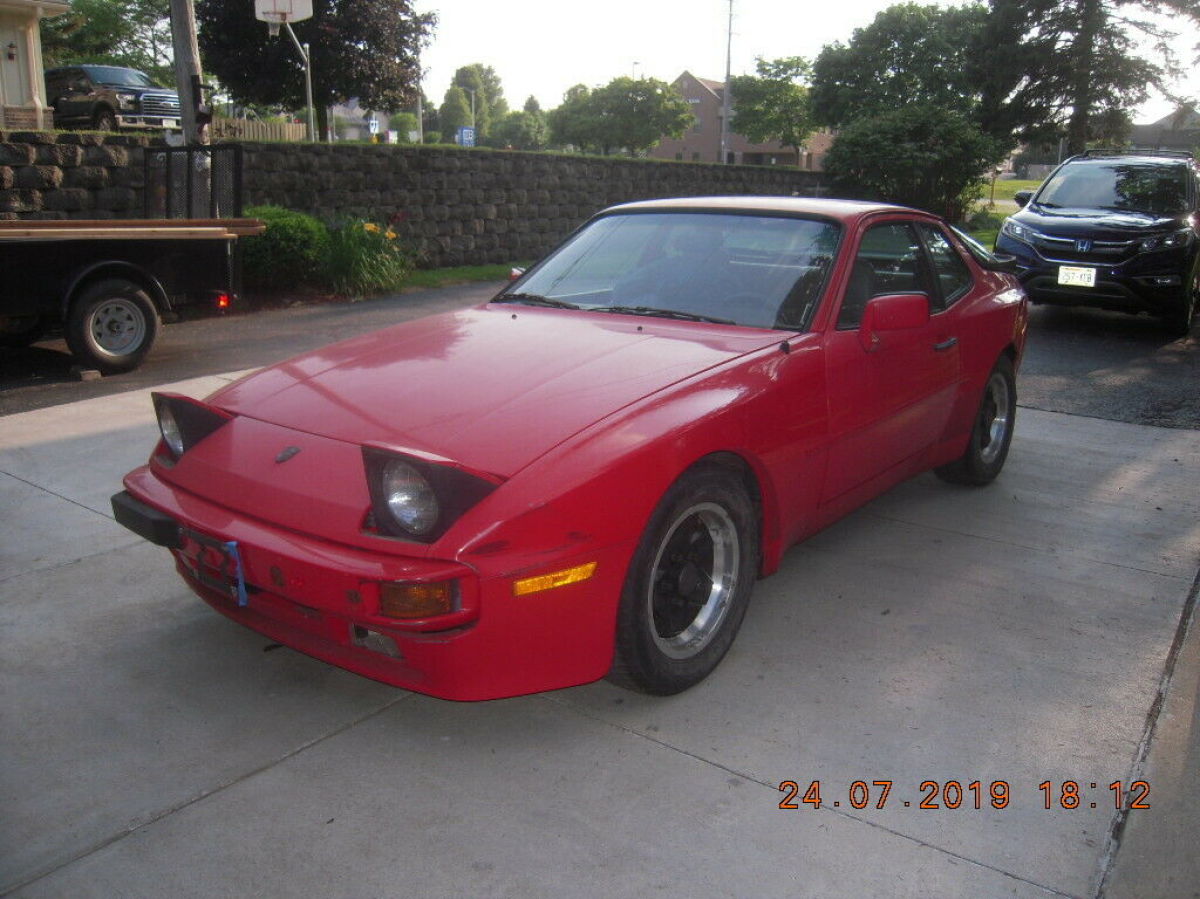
left=512, top=562, right=598, bottom=597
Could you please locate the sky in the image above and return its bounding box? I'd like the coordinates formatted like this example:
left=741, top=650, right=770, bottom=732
left=417, top=0, right=1199, bottom=126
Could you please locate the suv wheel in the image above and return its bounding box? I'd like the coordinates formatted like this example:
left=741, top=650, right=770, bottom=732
left=1164, top=265, right=1198, bottom=337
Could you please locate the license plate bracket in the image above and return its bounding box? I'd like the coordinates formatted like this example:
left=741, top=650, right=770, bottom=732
left=1057, top=265, right=1097, bottom=288
left=181, top=530, right=250, bottom=606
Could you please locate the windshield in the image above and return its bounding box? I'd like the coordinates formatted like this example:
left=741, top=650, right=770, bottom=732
left=84, top=66, right=157, bottom=88
left=499, top=211, right=841, bottom=330
left=1036, top=161, right=1189, bottom=216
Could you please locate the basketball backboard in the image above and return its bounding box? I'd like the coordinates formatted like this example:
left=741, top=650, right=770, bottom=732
left=254, top=0, right=313, bottom=26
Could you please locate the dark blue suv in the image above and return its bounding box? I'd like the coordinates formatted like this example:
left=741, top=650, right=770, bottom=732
left=995, top=151, right=1199, bottom=335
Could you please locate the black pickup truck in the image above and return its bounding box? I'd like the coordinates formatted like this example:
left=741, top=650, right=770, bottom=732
left=0, top=218, right=263, bottom=373
left=45, top=65, right=182, bottom=132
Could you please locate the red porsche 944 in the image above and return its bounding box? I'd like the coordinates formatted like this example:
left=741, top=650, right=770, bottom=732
left=113, top=197, right=1029, bottom=700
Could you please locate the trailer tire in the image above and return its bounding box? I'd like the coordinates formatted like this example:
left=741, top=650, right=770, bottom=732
left=66, top=279, right=159, bottom=374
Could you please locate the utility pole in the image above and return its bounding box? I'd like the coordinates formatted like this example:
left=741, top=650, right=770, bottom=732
left=169, top=0, right=207, bottom=146
left=718, top=0, right=733, bottom=164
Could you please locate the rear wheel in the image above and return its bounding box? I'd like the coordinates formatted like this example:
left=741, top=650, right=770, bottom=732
left=609, top=463, right=758, bottom=695
left=935, top=355, right=1016, bottom=486
left=65, top=279, right=159, bottom=374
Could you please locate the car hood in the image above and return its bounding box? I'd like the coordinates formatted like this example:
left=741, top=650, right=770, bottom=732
left=209, top=305, right=783, bottom=479
left=1014, top=205, right=1185, bottom=239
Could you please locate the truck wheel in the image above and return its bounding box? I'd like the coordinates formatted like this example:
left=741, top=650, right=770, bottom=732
left=93, top=108, right=117, bottom=132
left=66, top=279, right=159, bottom=374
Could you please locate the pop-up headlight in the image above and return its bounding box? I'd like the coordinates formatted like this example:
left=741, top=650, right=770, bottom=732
left=362, top=447, right=498, bottom=543
left=152, top=392, right=233, bottom=461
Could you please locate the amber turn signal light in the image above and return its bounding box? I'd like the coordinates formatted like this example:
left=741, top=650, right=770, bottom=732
left=379, top=581, right=455, bottom=619
left=512, top=562, right=597, bottom=597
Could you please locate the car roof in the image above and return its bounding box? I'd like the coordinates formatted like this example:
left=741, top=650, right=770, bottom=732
left=603, top=195, right=926, bottom=223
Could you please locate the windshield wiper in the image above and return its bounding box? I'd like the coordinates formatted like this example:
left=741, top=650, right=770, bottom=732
left=493, top=292, right=581, bottom=310
left=602, top=305, right=736, bottom=325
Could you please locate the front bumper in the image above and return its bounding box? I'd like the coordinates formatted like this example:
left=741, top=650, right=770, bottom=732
left=117, top=114, right=181, bottom=131
left=113, top=468, right=629, bottom=700
left=996, top=235, right=1193, bottom=315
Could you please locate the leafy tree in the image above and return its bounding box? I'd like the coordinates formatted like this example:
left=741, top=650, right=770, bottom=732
left=549, top=77, right=692, bottom=156
left=491, top=108, right=549, bottom=150
left=811, top=4, right=989, bottom=130
left=730, top=57, right=815, bottom=164
left=451, top=63, right=507, bottom=139
left=41, top=0, right=174, bottom=84
left=822, top=105, right=1005, bottom=221
left=439, top=86, right=472, bottom=141
left=196, top=0, right=435, bottom=140
left=388, top=111, right=420, bottom=141
left=548, top=84, right=601, bottom=151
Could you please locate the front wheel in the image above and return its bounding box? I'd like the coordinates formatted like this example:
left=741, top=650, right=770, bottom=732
left=1163, top=269, right=1197, bottom=337
left=609, top=463, right=758, bottom=695
left=65, top=279, right=159, bottom=374
left=92, top=108, right=117, bottom=132
left=935, top=355, right=1016, bottom=486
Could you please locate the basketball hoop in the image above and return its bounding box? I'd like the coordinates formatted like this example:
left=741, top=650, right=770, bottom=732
left=254, top=0, right=316, bottom=141
left=255, top=0, right=312, bottom=34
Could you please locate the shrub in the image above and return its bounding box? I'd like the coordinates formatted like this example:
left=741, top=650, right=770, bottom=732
left=822, top=105, right=1007, bottom=222
left=241, top=205, right=329, bottom=289
left=324, top=220, right=415, bottom=296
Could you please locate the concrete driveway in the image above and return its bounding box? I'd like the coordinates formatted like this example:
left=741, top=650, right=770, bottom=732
left=2, top=371, right=1197, bottom=897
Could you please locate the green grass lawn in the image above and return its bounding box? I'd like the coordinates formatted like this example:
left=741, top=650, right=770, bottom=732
left=403, top=262, right=524, bottom=290
left=984, top=178, right=1041, bottom=203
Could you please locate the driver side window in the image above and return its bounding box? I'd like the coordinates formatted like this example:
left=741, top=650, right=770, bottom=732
left=837, top=223, right=929, bottom=329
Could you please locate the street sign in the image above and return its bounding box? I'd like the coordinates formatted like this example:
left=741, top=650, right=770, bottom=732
left=368, top=115, right=379, bottom=135
left=457, top=126, right=476, bottom=147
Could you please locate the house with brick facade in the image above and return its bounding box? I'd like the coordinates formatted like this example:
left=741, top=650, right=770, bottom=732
left=648, top=71, right=831, bottom=170
left=0, top=0, right=69, bottom=130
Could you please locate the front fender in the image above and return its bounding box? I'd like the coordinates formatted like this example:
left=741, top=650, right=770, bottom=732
left=451, top=336, right=828, bottom=585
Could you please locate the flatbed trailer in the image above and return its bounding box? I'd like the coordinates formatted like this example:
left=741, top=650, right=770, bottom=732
left=0, top=217, right=265, bottom=373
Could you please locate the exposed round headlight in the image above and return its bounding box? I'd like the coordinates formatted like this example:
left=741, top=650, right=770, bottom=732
left=382, top=460, right=439, bottom=535
left=157, top=403, right=184, bottom=457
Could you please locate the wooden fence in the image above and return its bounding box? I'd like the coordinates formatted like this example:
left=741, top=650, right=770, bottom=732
left=210, top=116, right=306, bottom=143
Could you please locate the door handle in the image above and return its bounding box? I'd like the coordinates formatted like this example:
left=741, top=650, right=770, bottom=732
left=933, top=337, right=958, bottom=351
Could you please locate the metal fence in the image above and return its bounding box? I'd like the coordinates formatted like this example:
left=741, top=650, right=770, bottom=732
left=143, top=144, right=244, bottom=219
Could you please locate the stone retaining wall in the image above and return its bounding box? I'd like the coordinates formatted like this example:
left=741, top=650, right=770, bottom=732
left=1, top=132, right=830, bottom=267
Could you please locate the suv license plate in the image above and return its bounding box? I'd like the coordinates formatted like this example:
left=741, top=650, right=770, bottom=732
left=1058, top=265, right=1096, bottom=287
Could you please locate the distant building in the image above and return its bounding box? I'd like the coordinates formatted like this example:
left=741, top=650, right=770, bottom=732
left=0, top=0, right=70, bottom=130
left=648, top=71, right=831, bottom=170
left=1131, top=107, right=1200, bottom=154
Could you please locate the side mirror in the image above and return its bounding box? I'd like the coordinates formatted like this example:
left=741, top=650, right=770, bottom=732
left=1013, top=189, right=1033, bottom=208
left=982, top=253, right=1019, bottom=274
left=858, top=293, right=929, bottom=353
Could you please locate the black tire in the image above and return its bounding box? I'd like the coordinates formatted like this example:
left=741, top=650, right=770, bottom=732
left=609, top=463, right=758, bottom=695
left=0, top=317, right=48, bottom=348
left=1163, top=265, right=1197, bottom=337
left=92, top=107, right=117, bottom=132
left=65, top=279, right=159, bottom=374
left=935, top=355, right=1016, bottom=486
